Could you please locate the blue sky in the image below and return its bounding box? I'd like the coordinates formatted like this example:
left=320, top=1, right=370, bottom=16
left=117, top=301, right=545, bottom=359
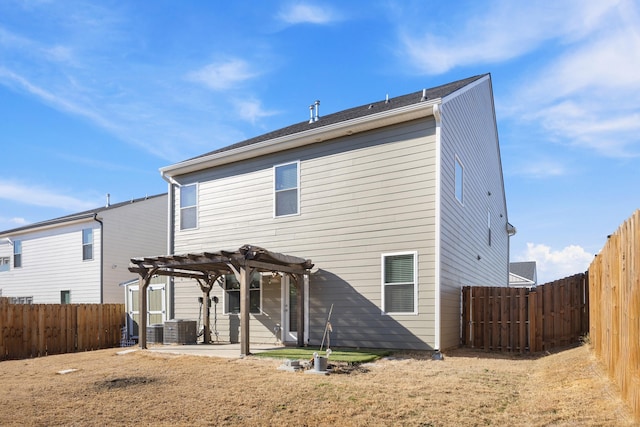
left=1, top=1, right=639, bottom=283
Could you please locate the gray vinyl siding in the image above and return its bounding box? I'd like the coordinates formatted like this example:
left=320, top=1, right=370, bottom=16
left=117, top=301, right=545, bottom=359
left=100, top=195, right=168, bottom=303
left=438, top=76, right=510, bottom=349
left=173, top=118, right=439, bottom=350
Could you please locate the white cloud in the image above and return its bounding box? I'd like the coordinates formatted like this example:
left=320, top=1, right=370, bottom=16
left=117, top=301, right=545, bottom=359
left=398, top=1, right=619, bottom=74
left=518, top=243, right=593, bottom=284
left=232, top=98, right=279, bottom=124
left=188, top=59, right=260, bottom=91
left=277, top=4, right=339, bottom=25
left=0, top=180, right=98, bottom=212
left=510, top=159, right=567, bottom=179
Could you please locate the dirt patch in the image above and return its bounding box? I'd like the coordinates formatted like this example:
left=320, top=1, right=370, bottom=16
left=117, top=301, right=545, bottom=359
left=94, top=376, right=158, bottom=390
left=0, top=344, right=634, bottom=426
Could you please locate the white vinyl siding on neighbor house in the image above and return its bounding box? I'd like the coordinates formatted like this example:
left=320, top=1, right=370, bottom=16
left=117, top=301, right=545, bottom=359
left=438, top=76, right=509, bottom=350
left=180, top=183, right=198, bottom=230
left=0, top=222, right=102, bottom=303
left=274, top=161, right=300, bottom=217
left=172, top=118, right=439, bottom=350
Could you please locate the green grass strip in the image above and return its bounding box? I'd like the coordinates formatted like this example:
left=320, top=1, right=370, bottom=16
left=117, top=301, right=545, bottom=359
left=254, top=348, right=391, bottom=363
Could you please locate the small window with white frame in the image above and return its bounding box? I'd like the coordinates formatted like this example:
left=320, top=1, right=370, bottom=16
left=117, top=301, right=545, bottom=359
left=0, top=257, right=9, bottom=272
left=13, top=240, right=22, bottom=268
left=455, top=156, right=464, bottom=204
left=274, top=161, right=300, bottom=217
left=381, top=251, right=418, bottom=314
left=180, top=183, right=198, bottom=230
left=223, top=272, right=262, bottom=315
left=82, top=228, right=93, bottom=260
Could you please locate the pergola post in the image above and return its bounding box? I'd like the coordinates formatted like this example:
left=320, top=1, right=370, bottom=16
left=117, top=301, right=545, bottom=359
left=239, top=266, right=254, bottom=357
left=138, top=268, right=157, bottom=349
left=295, top=274, right=305, bottom=347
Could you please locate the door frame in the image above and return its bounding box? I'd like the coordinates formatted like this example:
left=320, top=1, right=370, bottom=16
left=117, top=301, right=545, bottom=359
left=280, top=275, right=309, bottom=344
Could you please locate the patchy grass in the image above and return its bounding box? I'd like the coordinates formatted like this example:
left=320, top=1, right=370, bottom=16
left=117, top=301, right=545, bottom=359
left=0, top=344, right=634, bottom=426
left=254, top=347, right=391, bottom=363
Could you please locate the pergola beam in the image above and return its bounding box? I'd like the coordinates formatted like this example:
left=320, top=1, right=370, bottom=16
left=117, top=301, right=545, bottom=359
left=129, top=245, right=313, bottom=356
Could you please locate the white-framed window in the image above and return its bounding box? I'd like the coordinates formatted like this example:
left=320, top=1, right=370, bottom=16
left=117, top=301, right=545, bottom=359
left=223, top=272, right=262, bottom=315
left=455, top=156, right=464, bottom=205
left=0, top=257, right=9, bottom=272
left=13, top=240, right=22, bottom=268
left=180, top=183, right=198, bottom=230
left=60, top=290, right=71, bottom=304
left=82, top=228, right=93, bottom=260
left=274, top=161, right=300, bottom=217
left=10, top=296, right=33, bottom=304
left=381, top=251, right=418, bottom=314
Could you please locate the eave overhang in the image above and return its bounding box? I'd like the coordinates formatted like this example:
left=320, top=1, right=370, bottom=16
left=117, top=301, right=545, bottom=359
left=160, top=99, right=440, bottom=180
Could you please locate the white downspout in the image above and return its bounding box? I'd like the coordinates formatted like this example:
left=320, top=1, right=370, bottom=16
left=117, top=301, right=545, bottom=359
left=162, top=172, right=178, bottom=320
left=433, top=103, right=442, bottom=352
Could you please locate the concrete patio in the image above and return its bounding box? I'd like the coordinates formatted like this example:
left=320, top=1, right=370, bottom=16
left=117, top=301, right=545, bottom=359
left=136, top=342, right=286, bottom=359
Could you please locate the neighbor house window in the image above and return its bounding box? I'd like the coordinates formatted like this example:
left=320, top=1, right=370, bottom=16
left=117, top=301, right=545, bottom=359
left=455, top=156, right=464, bottom=204
left=223, top=272, right=262, bottom=315
left=82, top=228, right=93, bottom=260
left=274, top=161, right=299, bottom=217
left=180, top=184, right=198, bottom=230
left=382, top=251, right=418, bottom=314
left=13, top=240, right=22, bottom=268
left=0, top=257, right=9, bottom=272
left=60, top=290, right=71, bottom=304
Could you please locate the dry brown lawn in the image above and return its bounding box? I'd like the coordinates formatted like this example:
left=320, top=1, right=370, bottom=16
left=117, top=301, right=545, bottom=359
left=0, top=344, right=635, bottom=426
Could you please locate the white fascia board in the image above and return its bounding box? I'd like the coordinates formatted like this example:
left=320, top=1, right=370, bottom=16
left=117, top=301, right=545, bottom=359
left=0, top=214, right=96, bottom=238
left=161, top=100, right=439, bottom=179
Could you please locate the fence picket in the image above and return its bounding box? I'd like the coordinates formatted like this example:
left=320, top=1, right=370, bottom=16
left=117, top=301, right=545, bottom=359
left=0, top=303, right=124, bottom=361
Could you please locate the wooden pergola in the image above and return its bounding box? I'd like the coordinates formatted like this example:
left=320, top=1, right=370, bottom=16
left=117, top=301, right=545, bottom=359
left=128, top=244, right=313, bottom=356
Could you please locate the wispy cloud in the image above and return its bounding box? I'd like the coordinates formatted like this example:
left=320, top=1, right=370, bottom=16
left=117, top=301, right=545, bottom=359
left=187, top=58, right=260, bottom=91
left=277, top=3, right=340, bottom=25
left=0, top=180, right=99, bottom=212
left=397, top=1, right=619, bottom=74
left=517, top=242, right=593, bottom=284
left=232, top=98, right=279, bottom=124
left=509, top=159, right=568, bottom=179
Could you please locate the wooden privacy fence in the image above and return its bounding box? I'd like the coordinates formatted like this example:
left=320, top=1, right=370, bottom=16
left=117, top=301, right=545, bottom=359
left=461, top=273, right=589, bottom=353
left=589, top=209, right=640, bottom=420
left=0, top=298, right=125, bottom=360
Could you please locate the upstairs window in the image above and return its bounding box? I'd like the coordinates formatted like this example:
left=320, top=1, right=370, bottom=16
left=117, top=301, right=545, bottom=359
left=82, top=228, right=93, bottom=260
left=274, top=161, right=299, bottom=217
left=180, top=184, right=198, bottom=230
left=382, top=251, right=418, bottom=314
left=223, top=272, right=262, bottom=315
left=455, top=156, right=464, bottom=204
left=13, top=240, right=22, bottom=268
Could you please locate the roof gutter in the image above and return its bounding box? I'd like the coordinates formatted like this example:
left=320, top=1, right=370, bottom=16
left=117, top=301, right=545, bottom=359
left=160, top=100, right=440, bottom=180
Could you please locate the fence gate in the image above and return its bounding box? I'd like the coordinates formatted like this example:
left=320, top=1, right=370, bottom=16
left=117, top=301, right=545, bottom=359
left=461, top=273, right=589, bottom=353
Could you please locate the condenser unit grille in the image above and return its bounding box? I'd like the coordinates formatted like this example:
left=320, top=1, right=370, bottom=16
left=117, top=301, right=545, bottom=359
left=163, top=319, right=197, bottom=345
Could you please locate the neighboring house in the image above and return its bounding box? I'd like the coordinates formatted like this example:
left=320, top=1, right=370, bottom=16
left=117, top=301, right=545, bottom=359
left=0, top=194, right=167, bottom=304
left=509, top=261, right=537, bottom=287
left=152, top=74, right=514, bottom=351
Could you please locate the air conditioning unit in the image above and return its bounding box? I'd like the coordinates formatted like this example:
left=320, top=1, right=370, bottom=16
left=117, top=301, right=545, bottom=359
left=163, top=319, right=197, bottom=345
left=146, top=324, right=164, bottom=344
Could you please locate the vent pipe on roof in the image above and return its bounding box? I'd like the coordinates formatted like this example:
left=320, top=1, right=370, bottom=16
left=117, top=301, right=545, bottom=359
left=106, top=193, right=111, bottom=207
left=385, top=94, right=389, bottom=104
left=421, top=88, right=427, bottom=101
left=309, top=100, right=320, bottom=123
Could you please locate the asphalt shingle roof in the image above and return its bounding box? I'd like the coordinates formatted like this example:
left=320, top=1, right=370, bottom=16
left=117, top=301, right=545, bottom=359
left=188, top=74, right=487, bottom=161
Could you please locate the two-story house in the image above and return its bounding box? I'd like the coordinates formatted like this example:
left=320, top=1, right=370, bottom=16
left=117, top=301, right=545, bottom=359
left=132, top=74, right=514, bottom=353
left=0, top=194, right=167, bottom=304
